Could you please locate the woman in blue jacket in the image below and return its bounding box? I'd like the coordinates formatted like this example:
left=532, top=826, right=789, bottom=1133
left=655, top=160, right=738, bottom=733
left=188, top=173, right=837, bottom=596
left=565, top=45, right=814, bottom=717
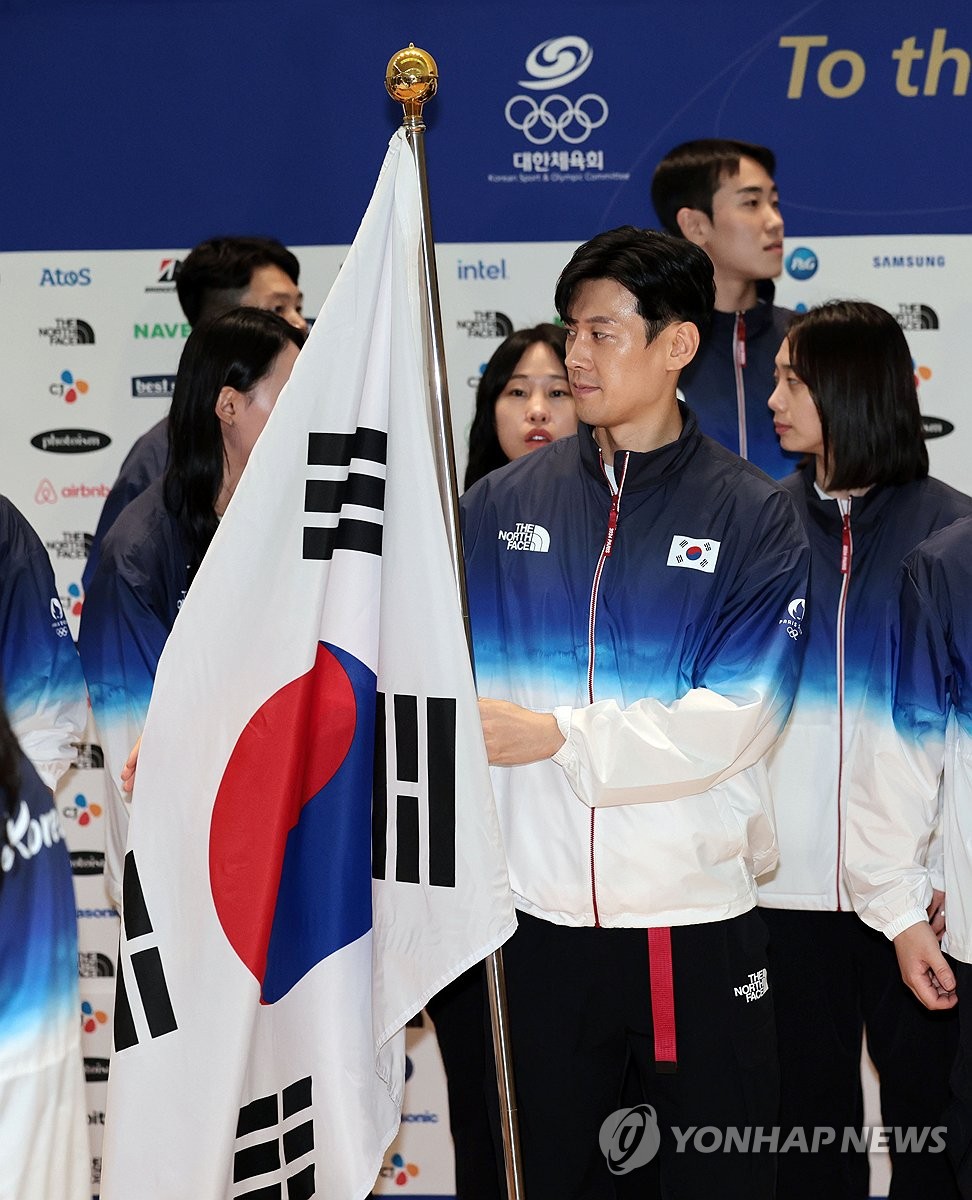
left=761, top=300, right=970, bottom=1199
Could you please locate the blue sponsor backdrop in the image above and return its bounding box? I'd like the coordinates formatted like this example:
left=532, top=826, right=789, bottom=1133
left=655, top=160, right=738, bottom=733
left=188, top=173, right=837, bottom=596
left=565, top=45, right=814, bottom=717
left=3, top=0, right=970, bottom=250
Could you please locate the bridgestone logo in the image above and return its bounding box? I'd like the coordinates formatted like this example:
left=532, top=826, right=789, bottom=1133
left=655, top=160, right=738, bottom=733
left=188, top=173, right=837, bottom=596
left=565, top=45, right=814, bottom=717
left=497, top=522, right=550, bottom=552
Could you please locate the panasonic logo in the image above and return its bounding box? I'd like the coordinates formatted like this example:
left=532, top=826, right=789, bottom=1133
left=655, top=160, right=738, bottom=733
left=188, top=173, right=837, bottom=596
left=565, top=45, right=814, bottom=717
left=31, top=428, right=111, bottom=454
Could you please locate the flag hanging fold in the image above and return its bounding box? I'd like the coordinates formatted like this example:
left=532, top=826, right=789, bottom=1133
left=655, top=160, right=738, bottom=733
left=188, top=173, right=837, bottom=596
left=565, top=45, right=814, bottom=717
left=100, top=128, right=515, bottom=1200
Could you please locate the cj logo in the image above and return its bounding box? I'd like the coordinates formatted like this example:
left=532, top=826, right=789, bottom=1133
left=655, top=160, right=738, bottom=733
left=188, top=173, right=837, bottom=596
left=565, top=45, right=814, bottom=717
left=505, top=36, right=608, bottom=145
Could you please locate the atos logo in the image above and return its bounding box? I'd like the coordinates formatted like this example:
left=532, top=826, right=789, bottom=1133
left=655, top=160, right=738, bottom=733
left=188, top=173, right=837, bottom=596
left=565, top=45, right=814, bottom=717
left=62, top=793, right=102, bottom=827
left=81, top=1001, right=108, bottom=1034
left=32, top=428, right=111, bottom=454
left=132, top=374, right=177, bottom=399
left=49, top=370, right=89, bottom=403
left=785, top=247, right=818, bottom=280
left=40, top=267, right=92, bottom=287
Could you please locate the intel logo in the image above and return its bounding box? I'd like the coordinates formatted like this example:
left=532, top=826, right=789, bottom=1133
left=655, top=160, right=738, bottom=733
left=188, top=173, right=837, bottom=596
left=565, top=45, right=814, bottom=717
left=31, top=428, right=111, bottom=454
left=786, top=247, right=818, bottom=281
left=132, top=374, right=177, bottom=398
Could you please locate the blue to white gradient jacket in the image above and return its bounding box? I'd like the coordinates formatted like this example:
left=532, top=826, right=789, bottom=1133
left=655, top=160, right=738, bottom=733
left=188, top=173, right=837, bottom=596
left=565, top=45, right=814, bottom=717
left=461, top=408, right=809, bottom=928
left=759, top=463, right=972, bottom=913
left=0, top=750, right=88, bottom=1199
left=0, top=496, right=87, bottom=789
left=78, top=478, right=189, bottom=906
left=846, top=515, right=972, bottom=963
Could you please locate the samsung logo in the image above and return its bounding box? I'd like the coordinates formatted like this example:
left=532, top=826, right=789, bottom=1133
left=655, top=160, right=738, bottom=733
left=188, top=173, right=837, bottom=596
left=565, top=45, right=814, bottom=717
left=31, top=428, right=111, bottom=454
left=873, top=254, right=946, bottom=269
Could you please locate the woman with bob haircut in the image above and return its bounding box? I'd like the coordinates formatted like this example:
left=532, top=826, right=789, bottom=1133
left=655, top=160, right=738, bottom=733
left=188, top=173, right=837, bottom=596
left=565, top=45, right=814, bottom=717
left=464, top=322, right=574, bottom=490
left=79, top=307, right=305, bottom=910
left=760, top=299, right=972, bottom=1200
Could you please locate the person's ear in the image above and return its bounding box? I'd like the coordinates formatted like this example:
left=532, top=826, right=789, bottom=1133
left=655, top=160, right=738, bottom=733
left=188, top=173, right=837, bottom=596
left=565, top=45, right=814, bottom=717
left=675, top=206, right=711, bottom=247
left=667, top=321, right=701, bottom=371
left=215, top=385, right=241, bottom=428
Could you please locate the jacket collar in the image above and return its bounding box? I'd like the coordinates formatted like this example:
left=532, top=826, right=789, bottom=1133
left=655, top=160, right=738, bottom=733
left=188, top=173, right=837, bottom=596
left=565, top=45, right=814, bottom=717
left=795, top=459, right=897, bottom=534
left=708, top=277, right=779, bottom=337
left=578, top=401, right=703, bottom=493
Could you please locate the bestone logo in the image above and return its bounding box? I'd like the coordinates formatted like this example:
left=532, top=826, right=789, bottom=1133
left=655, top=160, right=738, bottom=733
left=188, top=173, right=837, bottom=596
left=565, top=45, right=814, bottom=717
left=132, top=374, right=177, bottom=398
left=785, top=247, right=818, bottom=280
left=506, top=36, right=608, bottom=145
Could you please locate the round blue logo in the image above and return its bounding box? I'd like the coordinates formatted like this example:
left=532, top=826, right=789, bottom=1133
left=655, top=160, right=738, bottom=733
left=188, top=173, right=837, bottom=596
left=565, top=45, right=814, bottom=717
left=786, top=247, right=818, bottom=281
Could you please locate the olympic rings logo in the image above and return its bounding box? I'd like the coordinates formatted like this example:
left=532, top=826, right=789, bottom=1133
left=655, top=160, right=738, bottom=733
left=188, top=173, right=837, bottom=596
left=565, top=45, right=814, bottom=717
left=504, top=93, right=609, bottom=145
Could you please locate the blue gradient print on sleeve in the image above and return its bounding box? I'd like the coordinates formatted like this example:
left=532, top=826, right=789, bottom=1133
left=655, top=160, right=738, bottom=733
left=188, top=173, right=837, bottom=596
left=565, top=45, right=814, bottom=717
left=0, top=756, right=80, bottom=1065
left=0, top=496, right=87, bottom=788
left=761, top=467, right=972, bottom=911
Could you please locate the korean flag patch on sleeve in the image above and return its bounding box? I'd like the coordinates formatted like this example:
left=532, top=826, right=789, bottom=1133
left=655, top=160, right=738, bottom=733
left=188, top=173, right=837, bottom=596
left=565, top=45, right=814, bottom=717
left=667, top=535, right=721, bottom=573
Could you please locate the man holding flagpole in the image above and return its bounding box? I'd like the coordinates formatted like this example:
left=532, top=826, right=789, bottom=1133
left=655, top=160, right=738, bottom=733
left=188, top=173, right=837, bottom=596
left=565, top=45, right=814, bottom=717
left=462, top=225, right=809, bottom=1198
left=99, top=128, right=514, bottom=1200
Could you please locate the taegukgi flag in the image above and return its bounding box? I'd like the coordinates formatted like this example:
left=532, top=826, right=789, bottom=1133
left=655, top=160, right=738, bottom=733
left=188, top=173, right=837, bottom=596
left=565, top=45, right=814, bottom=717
left=100, top=128, right=515, bottom=1200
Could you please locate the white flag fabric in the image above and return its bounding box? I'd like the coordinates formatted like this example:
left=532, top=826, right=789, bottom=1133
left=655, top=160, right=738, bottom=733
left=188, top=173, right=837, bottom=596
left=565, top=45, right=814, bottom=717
left=100, top=128, right=515, bottom=1200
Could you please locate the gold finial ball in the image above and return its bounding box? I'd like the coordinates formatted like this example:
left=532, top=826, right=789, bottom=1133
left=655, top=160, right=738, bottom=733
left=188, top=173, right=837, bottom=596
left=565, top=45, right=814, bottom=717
left=385, top=44, right=438, bottom=105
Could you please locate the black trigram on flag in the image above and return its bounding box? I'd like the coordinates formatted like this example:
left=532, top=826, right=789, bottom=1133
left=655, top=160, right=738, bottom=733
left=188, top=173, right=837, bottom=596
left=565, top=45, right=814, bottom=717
left=233, top=1076, right=315, bottom=1199
left=373, top=693, right=457, bottom=887
left=302, top=427, right=386, bottom=561
left=113, top=851, right=177, bottom=1052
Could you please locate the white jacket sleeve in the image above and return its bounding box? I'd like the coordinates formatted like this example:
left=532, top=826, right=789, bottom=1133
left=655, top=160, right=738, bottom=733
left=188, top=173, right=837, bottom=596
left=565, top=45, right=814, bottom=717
left=551, top=520, right=809, bottom=809
left=845, top=563, right=945, bottom=939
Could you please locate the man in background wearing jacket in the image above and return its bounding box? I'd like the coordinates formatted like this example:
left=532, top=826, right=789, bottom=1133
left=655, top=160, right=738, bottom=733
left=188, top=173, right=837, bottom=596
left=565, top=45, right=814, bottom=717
left=651, top=138, right=796, bottom=479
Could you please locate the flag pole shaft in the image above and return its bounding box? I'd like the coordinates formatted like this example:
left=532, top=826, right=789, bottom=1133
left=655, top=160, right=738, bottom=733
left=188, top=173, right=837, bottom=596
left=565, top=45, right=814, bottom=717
left=386, top=45, right=526, bottom=1200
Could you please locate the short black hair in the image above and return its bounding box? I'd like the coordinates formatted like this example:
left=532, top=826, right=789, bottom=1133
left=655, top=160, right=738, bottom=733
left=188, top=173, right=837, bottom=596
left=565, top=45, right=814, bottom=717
left=787, top=300, right=928, bottom=490
left=554, top=226, right=714, bottom=343
left=465, top=323, right=568, bottom=490
left=651, top=138, right=777, bottom=235
left=176, top=236, right=301, bottom=327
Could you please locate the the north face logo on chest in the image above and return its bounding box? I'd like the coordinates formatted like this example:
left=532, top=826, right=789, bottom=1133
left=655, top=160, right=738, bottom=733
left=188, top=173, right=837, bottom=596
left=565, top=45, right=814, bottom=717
left=498, top=522, right=550, bottom=552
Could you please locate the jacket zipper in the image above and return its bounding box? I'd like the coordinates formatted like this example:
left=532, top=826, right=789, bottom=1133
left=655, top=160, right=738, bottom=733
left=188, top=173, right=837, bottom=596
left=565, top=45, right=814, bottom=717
left=587, top=453, right=629, bottom=926
left=834, top=500, right=853, bottom=910
left=733, top=313, right=747, bottom=460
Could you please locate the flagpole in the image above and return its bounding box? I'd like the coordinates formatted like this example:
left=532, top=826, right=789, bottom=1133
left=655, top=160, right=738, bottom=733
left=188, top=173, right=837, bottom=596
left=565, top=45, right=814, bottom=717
left=386, top=45, right=526, bottom=1200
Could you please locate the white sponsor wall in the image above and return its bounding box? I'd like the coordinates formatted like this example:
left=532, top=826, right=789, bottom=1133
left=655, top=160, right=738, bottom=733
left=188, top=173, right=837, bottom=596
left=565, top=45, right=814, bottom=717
left=2, top=231, right=968, bottom=1196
